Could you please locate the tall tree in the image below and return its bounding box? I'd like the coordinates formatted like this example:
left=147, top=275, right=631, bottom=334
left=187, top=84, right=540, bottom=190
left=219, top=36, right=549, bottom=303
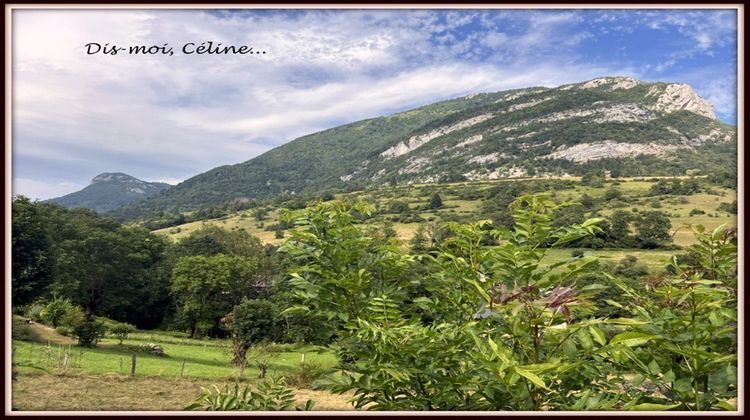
left=11, top=196, right=52, bottom=306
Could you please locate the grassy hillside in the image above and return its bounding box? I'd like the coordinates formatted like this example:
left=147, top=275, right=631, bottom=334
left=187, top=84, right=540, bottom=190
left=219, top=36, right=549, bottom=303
left=110, top=78, right=736, bottom=222
left=154, top=176, right=736, bottom=250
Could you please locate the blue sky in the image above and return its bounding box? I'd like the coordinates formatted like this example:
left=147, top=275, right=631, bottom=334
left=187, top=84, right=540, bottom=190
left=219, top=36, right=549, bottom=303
left=12, top=8, right=738, bottom=200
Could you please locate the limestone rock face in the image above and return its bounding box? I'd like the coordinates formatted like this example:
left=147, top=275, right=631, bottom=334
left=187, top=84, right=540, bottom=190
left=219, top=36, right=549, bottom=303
left=651, top=83, right=716, bottom=119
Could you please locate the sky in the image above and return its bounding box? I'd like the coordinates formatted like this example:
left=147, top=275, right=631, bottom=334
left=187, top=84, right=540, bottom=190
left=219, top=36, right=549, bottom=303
left=11, top=8, right=739, bottom=200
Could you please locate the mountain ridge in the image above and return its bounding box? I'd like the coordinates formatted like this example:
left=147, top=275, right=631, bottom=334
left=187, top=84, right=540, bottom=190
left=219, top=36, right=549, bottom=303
left=109, top=76, right=736, bottom=221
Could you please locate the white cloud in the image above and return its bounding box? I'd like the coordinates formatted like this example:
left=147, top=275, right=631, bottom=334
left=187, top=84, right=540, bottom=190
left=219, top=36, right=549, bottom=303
left=10, top=9, right=736, bottom=200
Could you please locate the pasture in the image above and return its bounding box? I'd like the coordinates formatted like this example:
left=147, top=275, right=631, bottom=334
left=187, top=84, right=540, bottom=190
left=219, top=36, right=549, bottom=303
left=11, top=319, right=351, bottom=411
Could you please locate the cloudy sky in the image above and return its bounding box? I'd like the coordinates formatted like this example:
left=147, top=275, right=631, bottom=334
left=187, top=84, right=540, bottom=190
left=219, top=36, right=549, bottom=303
left=12, top=8, right=738, bottom=200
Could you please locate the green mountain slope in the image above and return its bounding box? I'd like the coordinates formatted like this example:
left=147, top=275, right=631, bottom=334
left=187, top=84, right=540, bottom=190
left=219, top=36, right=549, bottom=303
left=47, top=173, right=172, bottom=213
left=111, top=77, right=736, bottom=221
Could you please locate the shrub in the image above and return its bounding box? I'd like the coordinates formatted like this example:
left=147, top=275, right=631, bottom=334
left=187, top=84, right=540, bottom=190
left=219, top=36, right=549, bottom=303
left=689, top=208, right=706, bottom=216
left=73, top=319, right=106, bottom=347
left=40, top=296, right=76, bottom=328
left=185, top=380, right=314, bottom=411
left=283, top=360, right=325, bottom=389
left=429, top=193, right=443, bottom=210
left=604, top=187, right=623, bottom=201
left=718, top=200, right=737, bottom=215
left=109, top=322, right=136, bottom=344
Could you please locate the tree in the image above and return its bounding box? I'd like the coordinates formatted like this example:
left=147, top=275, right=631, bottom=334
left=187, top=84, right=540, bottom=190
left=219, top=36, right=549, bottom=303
left=603, top=187, right=623, bottom=201
left=252, top=207, right=269, bottom=221
left=609, top=210, right=633, bottom=246
left=409, top=224, right=428, bottom=252
left=633, top=211, right=672, bottom=248
left=11, top=196, right=52, bottom=306
left=171, top=254, right=262, bottom=338
left=282, top=196, right=630, bottom=410
left=224, top=299, right=279, bottom=365
left=429, top=193, right=443, bottom=210
left=278, top=201, right=415, bottom=343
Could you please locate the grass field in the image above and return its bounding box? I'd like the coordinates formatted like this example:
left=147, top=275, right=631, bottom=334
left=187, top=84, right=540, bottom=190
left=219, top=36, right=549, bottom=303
left=12, top=324, right=336, bottom=381
left=11, top=320, right=352, bottom=411
left=543, top=248, right=678, bottom=273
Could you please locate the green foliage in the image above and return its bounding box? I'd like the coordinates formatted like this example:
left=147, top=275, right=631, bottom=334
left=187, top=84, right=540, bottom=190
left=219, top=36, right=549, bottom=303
left=185, top=380, right=314, bottom=411
left=649, top=179, right=701, bottom=196
left=409, top=224, right=429, bottom=252
left=278, top=201, right=415, bottom=343
left=40, top=296, right=75, bottom=328
left=285, top=195, right=632, bottom=410
left=429, top=193, right=443, bottom=209
left=283, top=360, right=326, bottom=389
left=603, top=187, right=623, bottom=201
left=74, top=318, right=107, bottom=347
left=109, top=322, right=137, bottom=345
left=171, top=254, right=261, bottom=338
left=633, top=211, right=672, bottom=249
left=224, top=299, right=280, bottom=365
left=718, top=200, right=737, bottom=215
left=12, top=196, right=52, bottom=306
left=23, top=303, right=45, bottom=323
left=603, top=226, right=737, bottom=410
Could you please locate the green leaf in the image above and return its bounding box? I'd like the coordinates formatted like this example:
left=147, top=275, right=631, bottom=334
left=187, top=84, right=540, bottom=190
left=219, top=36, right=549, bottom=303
left=610, top=331, right=658, bottom=347
left=514, top=366, right=550, bottom=390
left=648, top=359, right=660, bottom=375
left=714, top=399, right=736, bottom=411
left=605, top=318, right=648, bottom=325
left=280, top=305, right=310, bottom=316
left=631, top=402, right=682, bottom=411
left=589, top=325, right=606, bottom=346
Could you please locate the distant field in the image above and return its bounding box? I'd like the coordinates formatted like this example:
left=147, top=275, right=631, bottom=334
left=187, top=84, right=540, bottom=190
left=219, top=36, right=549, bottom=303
left=543, top=248, right=678, bottom=273
left=153, top=177, right=737, bottom=250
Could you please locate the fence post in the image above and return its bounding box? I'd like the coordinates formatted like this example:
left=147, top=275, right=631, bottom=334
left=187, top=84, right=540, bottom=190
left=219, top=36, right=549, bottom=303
left=119, top=356, right=123, bottom=374
left=130, top=353, right=137, bottom=376
left=180, top=359, right=187, bottom=378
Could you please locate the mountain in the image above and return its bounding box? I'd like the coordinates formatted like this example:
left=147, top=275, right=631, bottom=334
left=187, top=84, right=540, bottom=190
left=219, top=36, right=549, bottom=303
left=111, top=77, right=736, bottom=221
left=47, top=173, right=172, bottom=213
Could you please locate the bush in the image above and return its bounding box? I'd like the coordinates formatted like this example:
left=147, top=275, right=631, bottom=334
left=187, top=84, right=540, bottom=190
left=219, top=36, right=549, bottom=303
left=185, top=379, right=314, bottom=411
left=73, top=319, right=106, bottom=347
left=40, top=296, right=76, bottom=328
left=283, top=360, right=325, bottom=389
left=109, top=322, right=136, bottom=344
left=718, top=200, right=737, bottom=214
left=689, top=208, right=706, bottom=216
